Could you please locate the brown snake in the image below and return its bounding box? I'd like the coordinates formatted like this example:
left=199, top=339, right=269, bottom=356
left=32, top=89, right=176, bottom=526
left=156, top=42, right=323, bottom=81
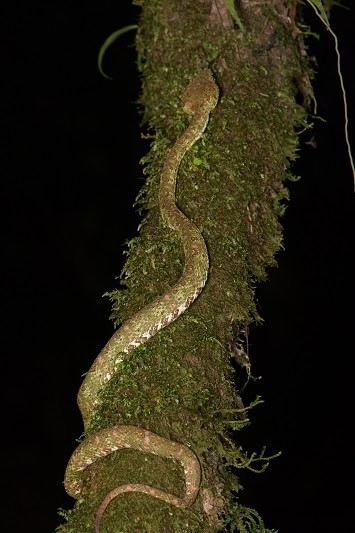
left=64, top=70, right=219, bottom=531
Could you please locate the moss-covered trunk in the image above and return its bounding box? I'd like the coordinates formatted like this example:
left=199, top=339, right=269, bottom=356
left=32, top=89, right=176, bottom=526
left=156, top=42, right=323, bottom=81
left=59, top=1, right=311, bottom=531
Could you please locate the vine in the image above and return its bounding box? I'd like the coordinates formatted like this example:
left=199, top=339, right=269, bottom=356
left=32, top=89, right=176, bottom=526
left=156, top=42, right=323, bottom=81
left=306, top=0, right=355, bottom=189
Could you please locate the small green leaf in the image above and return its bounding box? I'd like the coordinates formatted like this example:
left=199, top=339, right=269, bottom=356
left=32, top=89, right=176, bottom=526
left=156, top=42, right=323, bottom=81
left=193, top=158, right=203, bottom=166
left=307, top=0, right=329, bottom=25
left=98, top=24, right=138, bottom=80
left=222, top=0, right=244, bottom=31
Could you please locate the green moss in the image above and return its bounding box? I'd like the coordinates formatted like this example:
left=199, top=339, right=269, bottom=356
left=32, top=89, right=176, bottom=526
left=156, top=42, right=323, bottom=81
left=59, top=0, right=313, bottom=531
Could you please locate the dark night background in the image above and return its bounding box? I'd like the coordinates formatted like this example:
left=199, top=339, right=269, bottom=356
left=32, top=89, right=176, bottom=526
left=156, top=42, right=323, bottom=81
left=2, top=2, right=354, bottom=532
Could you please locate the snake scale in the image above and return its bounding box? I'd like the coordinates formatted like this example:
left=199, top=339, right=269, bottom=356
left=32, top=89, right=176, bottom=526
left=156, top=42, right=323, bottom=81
left=64, top=70, right=219, bottom=532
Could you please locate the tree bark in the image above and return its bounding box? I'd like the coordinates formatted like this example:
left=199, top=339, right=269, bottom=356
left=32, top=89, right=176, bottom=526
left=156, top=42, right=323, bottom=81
left=58, top=1, right=312, bottom=531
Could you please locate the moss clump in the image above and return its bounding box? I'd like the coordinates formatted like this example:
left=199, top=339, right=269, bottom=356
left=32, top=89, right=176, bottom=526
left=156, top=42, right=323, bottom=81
left=59, top=0, right=312, bottom=531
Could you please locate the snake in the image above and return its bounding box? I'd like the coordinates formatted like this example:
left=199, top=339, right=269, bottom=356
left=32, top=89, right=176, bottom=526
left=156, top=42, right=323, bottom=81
left=64, top=69, right=219, bottom=532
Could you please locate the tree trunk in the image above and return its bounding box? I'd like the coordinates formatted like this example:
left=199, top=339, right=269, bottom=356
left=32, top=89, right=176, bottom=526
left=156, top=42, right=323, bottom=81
left=58, top=1, right=312, bottom=531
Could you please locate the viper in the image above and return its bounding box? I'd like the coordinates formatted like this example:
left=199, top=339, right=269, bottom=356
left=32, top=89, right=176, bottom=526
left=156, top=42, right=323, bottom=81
left=64, top=69, right=219, bottom=532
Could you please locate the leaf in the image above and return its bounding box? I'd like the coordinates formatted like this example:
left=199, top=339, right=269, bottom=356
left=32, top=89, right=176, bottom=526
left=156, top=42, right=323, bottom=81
left=98, top=24, right=138, bottom=80
left=307, top=0, right=330, bottom=25
left=328, top=0, right=350, bottom=9
left=222, top=0, right=244, bottom=31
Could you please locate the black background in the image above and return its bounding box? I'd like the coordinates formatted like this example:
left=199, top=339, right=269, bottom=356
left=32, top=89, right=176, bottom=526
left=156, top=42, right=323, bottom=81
left=2, top=2, right=354, bottom=532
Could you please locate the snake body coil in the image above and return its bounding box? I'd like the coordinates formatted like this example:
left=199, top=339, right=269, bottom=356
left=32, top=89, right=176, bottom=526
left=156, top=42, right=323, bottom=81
left=64, top=70, right=219, bottom=532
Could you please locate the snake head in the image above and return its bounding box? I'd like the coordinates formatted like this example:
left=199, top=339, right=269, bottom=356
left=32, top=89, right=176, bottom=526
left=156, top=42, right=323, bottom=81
left=182, top=70, right=219, bottom=116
